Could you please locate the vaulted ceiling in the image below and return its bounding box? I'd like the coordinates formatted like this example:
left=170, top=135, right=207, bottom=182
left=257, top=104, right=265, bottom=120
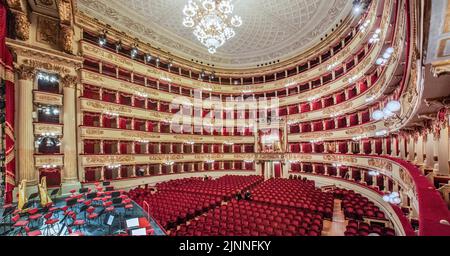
left=76, top=0, right=353, bottom=69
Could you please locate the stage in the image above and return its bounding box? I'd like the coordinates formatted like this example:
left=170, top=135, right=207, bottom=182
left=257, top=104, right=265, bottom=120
left=0, top=189, right=166, bottom=236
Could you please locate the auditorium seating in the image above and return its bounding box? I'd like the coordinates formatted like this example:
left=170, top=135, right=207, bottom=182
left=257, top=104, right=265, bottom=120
left=333, top=188, right=387, bottom=221
left=172, top=200, right=323, bottom=236
left=251, top=179, right=334, bottom=219
left=345, top=220, right=396, bottom=236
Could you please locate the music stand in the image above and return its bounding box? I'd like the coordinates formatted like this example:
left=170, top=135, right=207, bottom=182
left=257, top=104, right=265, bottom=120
left=111, top=191, right=120, bottom=198
left=102, top=181, right=111, bottom=186
left=103, top=213, right=115, bottom=235
left=79, top=188, right=89, bottom=194
left=50, top=188, right=60, bottom=200
left=112, top=198, right=123, bottom=206
left=105, top=186, right=114, bottom=192
left=86, top=192, right=97, bottom=200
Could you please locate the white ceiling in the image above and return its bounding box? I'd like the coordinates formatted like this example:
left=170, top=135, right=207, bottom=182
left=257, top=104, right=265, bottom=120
left=77, top=0, right=353, bottom=69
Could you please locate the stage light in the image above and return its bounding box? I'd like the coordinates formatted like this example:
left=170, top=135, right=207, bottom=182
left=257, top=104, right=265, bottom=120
left=52, top=108, right=60, bottom=115
left=98, top=36, right=107, bottom=47
left=155, top=57, right=160, bottom=63
left=145, top=53, right=152, bottom=63
left=130, top=45, right=138, bottom=59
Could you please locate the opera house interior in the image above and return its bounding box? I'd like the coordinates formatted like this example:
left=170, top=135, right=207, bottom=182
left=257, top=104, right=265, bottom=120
left=0, top=0, right=449, bottom=238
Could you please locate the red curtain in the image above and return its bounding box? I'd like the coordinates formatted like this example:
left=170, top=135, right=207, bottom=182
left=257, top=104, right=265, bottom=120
left=290, top=124, right=300, bottom=134
left=274, top=162, right=281, bottom=178
left=39, top=168, right=61, bottom=187
left=289, top=105, right=298, bottom=114
left=1, top=2, right=15, bottom=203
left=83, top=85, right=100, bottom=99
left=300, top=103, right=310, bottom=113
left=134, top=97, right=145, bottom=108
left=85, top=168, right=97, bottom=182
left=325, top=120, right=335, bottom=130
left=313, top=121, right=323, bottom=131
left=335, top=92, right=345, bottom=104
left=290, top=143, right=300, bottom=153
left=311, top=100, right=322, bottom=110
left=359, top=81, right=368, bottom=93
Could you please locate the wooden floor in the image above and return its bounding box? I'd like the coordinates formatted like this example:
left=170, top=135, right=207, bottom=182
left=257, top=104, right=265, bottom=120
left=322, top=199, right=347, bottom=236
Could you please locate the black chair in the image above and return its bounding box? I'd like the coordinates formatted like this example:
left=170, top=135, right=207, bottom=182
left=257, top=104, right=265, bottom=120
left=50, top=188, right=60, bottom=200
left=0, top=206, right=15, bottom=234
left=27, top=193, right=39, bottom=208
left=22, top=201, right=34, bottom=213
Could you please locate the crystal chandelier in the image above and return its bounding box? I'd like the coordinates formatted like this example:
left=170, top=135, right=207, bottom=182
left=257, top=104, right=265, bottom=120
left=182, top=0, right=243, bottom=54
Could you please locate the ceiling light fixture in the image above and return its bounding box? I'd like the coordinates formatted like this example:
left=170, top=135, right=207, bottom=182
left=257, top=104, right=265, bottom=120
left=182, top=0, right=243, bottom=54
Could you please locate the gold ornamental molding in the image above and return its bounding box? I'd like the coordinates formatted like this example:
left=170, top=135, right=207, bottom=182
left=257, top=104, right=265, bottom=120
left=80, top=153, right=256, bottom=167
left=80, top=127, right=255, bottom=144
left=34, top=123, right=63, bottom=136
left=430, top=60, right=450, bottom=77
left=288, top=121, right=387, bottom=142
left=80, top=98, right=257, bottom=127
left=6, top=39, right=83, bottom=72
left=33, top=91, right=63, bottom=105
left=345, top=125, right=378, bottom=135
left=323, top=155, right=358, bottom=164
left=368, top=158, right=393, bottom=172
left=35, top=154, right=64, bottom=168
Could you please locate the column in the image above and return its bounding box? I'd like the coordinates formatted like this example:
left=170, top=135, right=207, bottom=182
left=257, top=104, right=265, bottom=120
left=61, top=75, right=81, bottom=193
left=424, top=132, right=435, bottom=170
left=372, top=174, right=377, bottom=188
left=360, top=170, right=366, bottom=184
left=415, top=134, right=424, bottom=165
left=383, top=176, right=390, bottom=192
left=17, top=66, right=37, bottom=187
left=407, top=135, right=415, bottom=162
left=348, top=167, right=353, bottom=180
left=100, top=167, right=105, bottom=181
left=371, top=139, right=377, bottom=155
left=436, top=125, right=450, bottom=175
left=132, top=166, right=137, bottom=177
left=381, top=138, right=387, bottom=155
left=399, top=136, right=406, bottom=159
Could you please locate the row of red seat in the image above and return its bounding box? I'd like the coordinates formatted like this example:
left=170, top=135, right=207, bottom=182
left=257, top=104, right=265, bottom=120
left=126, top=189, right=221, bottom=230
left=251, top=179, right=334, bottom=219
left=171, top=200, right=323, bottom=236
left=333, top=188, right=386, bottom=220
left=345, top=220, right=396, bottom=236
left=157, top=175, right=264, bottom=198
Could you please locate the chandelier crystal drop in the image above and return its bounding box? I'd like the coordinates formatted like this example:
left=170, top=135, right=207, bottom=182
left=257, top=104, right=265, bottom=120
left=182, top=0, right=243, bottom=54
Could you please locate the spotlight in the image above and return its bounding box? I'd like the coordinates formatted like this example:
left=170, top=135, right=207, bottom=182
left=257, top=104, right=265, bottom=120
left=155, top=57, right=160, bottom=64
left=52, top=108, right=60, bottom=115
left=130, top=45, right=138, bottom=59
left=145, top=53, right=152, bottom=63
left=98, top=31, right=107, bottom=47
left=210, top=71, right=216, bottom=80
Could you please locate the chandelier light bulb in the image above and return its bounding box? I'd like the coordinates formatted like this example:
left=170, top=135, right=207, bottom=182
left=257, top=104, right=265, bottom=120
left=231, top=15, right=242, bottom=27
left=202, top=0, right=215, bottom=11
